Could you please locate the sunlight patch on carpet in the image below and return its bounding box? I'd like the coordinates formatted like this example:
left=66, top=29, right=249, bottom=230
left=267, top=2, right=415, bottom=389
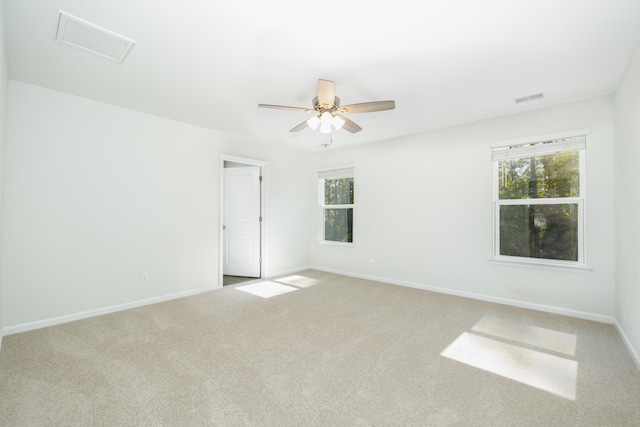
left=441, top=316, right=580, bottom=400
left=441, top=332, right=577, bottom=400
left=275, top=275, right=320, bottom=288
left=472, top=316, right=577, bottom=356
left=236, top=281, right=298, bottom=298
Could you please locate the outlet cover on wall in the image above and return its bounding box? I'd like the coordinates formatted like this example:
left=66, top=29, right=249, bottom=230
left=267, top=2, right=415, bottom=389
left=141, top=272, right=149, bottom=283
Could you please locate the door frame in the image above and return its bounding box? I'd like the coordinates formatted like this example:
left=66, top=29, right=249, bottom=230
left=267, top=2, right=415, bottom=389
left=219, top=155, right=267, bottom=288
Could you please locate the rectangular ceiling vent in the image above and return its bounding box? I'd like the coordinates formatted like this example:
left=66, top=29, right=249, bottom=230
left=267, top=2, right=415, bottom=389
left=55, top=11, right=135, bottom=64
left=515, top=92, right=544, bottom=104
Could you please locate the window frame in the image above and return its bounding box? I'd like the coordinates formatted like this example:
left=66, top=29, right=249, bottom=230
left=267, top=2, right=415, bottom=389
left=318, top=166, right=355, bottom=246
left=491, top=131, right=589, bottom=271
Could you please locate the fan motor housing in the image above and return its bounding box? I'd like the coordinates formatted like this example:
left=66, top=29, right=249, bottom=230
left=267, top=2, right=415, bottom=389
left=313, top=96, right=340, bottom=111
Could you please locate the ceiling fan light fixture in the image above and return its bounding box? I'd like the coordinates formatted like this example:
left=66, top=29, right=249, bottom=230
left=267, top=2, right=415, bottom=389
left=258, top=79, right=396, bottom=137
left=307, top=115, right=320, bottom=130
left=332, top=115, right=345, bottom=130
left=320, top=112, right=333, bottom=133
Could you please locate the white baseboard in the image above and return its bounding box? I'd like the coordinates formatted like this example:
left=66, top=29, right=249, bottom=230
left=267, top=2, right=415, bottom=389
left=614, top=320, right=640, bottom=372
left=0, top=267, right=317, bottom=338
left=1, top=265, right=624, bottom=354
left=311, top=266, right=615, bottom=324
left=2, top=286, right=218, bottom=336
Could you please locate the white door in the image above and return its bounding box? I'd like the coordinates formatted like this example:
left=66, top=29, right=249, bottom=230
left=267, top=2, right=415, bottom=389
left=223, top=166, right=261, bottom=277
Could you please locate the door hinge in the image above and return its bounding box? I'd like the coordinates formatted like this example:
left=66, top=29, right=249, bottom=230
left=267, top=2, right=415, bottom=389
left=259, top=257, right=262, bottom=263
left=259, top=175, right=263, bottom=182
left=259, top=216, right=262, bottom=222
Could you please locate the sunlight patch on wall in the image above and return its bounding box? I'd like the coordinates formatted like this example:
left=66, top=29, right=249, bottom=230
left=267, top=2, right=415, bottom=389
left=472, top=316, right=577, bottom=356
left=236, top=281, right=298, bottom=298
left=441, top=332, right=577, bottom=400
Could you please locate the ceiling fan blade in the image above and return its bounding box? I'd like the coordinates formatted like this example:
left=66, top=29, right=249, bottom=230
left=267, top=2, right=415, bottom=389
left=337, top=100, right=395, bottom=114
left=258, top=104, right=313, bottom=113
left=289, top=120, right=309, bottom=132
left=337, top=115, right=362, bottom=133
left=317, top=79, right=336, bottom=109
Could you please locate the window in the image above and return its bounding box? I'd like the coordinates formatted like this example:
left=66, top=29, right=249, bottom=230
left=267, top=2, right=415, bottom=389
left=319, top=167, right=354, bottom=244
left=492, top=134, right=586, bottom=266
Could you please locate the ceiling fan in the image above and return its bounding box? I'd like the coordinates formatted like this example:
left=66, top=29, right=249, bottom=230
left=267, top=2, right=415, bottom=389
left=258, top=79, right=395, bottom=134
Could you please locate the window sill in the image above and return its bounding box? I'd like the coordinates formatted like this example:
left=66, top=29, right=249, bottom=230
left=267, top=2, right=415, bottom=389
left=489, top=257, right=592, bottom=273
left=316, top=241, right=355, bottom=248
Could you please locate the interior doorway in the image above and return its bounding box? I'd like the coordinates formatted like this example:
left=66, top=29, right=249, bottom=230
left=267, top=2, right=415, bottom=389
left=220, top=156, right=266, bottom=287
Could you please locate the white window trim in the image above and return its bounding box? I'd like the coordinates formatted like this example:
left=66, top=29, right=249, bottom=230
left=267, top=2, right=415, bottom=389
left=318, top=166, right=355, bottom=246
left=491, top=128, right=591, bottom=149
left=490, top=130, right=591, bottom=272
left=488, top=257, right=592, bottom=273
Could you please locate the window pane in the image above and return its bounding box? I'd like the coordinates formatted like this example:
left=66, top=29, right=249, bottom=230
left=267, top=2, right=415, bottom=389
left=324, top=177, right=354, bottom=205
left=324, top=208, right=353, bottom=242
left=498, top=151, right=580, bottom=200
left=499, top=204, right=578, bottom=261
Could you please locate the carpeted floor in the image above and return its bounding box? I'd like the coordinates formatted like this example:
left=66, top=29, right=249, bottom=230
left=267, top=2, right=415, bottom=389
left=1, top=269, right=639, bottom=426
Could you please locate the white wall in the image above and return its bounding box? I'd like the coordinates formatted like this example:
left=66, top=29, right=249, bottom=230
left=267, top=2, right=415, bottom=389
left=0, top=3, right=8, bottom=350
left=0, top=81, right=621, bottom=334
left=613, top=44, right=640, bottom=362
left=0, top=80, right=309, bottom=329
left=310, top=96, right=616, bottom=319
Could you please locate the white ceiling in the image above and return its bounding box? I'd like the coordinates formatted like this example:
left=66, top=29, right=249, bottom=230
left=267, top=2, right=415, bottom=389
left=3, top=0, right=640, bottom=150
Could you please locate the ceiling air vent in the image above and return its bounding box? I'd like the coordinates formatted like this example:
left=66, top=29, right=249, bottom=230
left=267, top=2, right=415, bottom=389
left=55, top=11, right=135, bottom=63
left=515, top=92, right=544, bottom=104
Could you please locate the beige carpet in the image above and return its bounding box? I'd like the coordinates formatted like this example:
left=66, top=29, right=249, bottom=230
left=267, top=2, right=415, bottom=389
left=1, top=270, right=639, bottom=426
